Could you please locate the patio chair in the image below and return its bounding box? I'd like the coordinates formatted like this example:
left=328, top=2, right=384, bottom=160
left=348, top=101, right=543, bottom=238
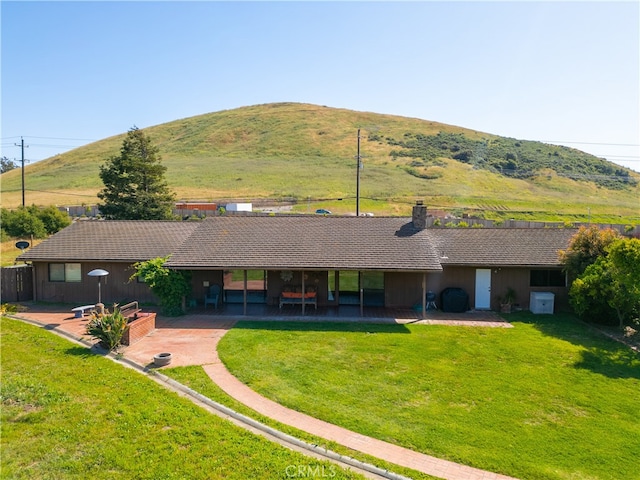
left=204, top=284, right=221, bottom=309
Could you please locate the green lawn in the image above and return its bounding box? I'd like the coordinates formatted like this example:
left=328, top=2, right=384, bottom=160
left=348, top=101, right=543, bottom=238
left=0, top=317, right=364, bottom=480
left=217, top=313, right=640, bottom=480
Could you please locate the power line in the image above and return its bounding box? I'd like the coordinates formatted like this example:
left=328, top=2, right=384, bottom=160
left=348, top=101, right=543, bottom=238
left=1, top=135, right=96, bottom=141
left=542, top=140, right=640, bottom=147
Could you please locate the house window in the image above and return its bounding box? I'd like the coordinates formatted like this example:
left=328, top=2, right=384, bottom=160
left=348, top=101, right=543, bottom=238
left=49, top=263, right=82, bottom=282
left=530, top=269, right=566, bottom=287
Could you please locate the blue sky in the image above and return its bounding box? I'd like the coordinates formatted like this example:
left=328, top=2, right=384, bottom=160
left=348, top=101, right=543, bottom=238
left=2, top=1, right=639, bottom=172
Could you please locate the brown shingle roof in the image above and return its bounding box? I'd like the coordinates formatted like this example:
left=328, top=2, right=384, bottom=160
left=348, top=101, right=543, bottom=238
left=18, top=217, right=575, bottom=270
left=165, top=216, right=443, bottom=271
left=427, top=228, right=575, bottom=266
left=18, top=220, right=199, bottom=262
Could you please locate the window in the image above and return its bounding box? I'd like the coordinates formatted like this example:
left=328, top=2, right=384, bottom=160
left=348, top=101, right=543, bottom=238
left=49, top=263, right=82, bottom=282
left=530, top=269, right=566, bottom=287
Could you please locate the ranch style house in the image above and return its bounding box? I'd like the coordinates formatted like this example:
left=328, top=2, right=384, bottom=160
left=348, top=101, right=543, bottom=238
left=17, top=203, right=575, bottom=316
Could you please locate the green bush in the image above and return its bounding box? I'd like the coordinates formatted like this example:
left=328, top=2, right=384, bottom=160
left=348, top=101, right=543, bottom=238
left=85, top=306, right=128, bottom=351
left=0, top=205, right=71, bottom=239
left=132, top=256, right=191, bottom=316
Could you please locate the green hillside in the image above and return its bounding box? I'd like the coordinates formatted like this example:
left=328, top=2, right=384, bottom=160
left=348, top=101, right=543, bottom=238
left=1, top=102, right=638, bottom=223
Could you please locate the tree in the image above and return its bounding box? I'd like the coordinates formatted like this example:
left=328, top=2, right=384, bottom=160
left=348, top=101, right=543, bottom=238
left=558, top=225, right=621, bottom=280
left=1, top=205, right=71, bottom=239
left=1, top=156, right=17, bottom=174
left=570, top=239, right=640, bottom=328
left=98, top=127, right=175, bottom=220
left=31, top=205, right=71, bottom=235
left=1, top=207, right=47, bottom=238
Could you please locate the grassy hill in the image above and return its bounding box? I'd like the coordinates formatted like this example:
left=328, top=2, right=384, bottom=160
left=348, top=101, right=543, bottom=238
left=1, top=102, right=638, bottom=223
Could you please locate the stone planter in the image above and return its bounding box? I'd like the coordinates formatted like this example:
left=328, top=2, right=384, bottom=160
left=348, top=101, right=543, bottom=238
left=153, top=352, right=172, bottom=367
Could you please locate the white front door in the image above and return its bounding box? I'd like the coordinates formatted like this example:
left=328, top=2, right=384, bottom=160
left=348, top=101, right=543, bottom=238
left=475, top=269, right=492, bottom=310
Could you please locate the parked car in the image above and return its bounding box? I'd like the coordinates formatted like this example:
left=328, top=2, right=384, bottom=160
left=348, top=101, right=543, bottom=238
left=315, top=209, right=332, bottom=215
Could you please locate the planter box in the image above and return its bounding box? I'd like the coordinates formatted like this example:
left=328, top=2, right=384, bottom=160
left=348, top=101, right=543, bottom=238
left=122, top=312, right=156, bottom=346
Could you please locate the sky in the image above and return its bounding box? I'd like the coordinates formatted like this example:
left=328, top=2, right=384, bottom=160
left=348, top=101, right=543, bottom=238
left=1, top=1, right=639, bottom=173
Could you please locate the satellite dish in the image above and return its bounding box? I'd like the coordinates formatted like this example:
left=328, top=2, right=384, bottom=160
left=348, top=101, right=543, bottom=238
left=15, top=241, right=30, bottom=250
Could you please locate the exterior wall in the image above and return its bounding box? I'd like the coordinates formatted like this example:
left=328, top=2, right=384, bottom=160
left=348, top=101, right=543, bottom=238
left=190, top=270, right=224, bottom=305
left=385, top=272, right=426, bottom=308
left=425, top=265, right=569, bottom=312
left=32, top=261, right=158, bottom=305
left=180, top=267, right=570, bottom=312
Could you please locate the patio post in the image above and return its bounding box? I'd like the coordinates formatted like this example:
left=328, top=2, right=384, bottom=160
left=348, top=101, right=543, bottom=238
left=359, top=271, right=363, bottom=317
left=422, top=273, right=427, bottom=319
left=243, top=270, right=248, bottom=315
left=301, top=270, right=305, bottom=316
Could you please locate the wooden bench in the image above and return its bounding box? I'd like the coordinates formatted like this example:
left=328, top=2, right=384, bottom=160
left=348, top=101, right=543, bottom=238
left=119, top=301, right=141, bottom=320
left=279, top=292, right=317, bottom=310
left=71, top=304, right=95, bottom=318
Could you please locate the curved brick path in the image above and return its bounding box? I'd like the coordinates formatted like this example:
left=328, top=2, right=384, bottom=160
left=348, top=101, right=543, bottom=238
left=14, top=307, right=517, bottom=480
left=202, top=320, right=517, bottom=480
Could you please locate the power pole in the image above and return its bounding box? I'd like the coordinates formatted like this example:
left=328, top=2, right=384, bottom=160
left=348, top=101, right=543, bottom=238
left=356, top=129, right=362, bottom=217
left=14, top=137, right=28, bottom=207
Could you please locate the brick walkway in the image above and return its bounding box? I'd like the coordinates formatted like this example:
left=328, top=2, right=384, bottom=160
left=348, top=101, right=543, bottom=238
left=12, top=305, right=517, bottom=480
left=201, top=321, right=517, bottom=480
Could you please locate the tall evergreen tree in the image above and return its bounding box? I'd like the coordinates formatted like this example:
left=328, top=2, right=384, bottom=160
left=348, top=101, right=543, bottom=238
left=98, top=127, right=175, bottom=220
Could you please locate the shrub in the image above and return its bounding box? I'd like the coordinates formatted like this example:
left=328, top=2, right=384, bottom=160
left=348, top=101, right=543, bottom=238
left=0, top=205, right=71, bottom=238
left=132, top=256, right=191, bottom=316
left=36, top=205, right=72, bottom=235
left=85, top=306, right=128, bottom=351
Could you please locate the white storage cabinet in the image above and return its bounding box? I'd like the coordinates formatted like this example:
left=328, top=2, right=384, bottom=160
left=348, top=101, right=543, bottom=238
left=530, top=292, right=555, bottom=314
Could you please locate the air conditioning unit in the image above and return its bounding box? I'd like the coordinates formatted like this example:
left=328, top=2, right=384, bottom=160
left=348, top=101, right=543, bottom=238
left=530, top=292, right=555, bottom=314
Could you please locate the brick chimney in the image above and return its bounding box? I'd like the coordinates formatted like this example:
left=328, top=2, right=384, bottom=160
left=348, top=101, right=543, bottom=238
left=412, top=200, right=427, bottom=230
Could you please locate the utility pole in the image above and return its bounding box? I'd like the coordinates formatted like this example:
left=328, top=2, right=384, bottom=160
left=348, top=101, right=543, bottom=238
left=356, top=129, right=362, bottom=217
left=14, top=137, right=28, bottom=207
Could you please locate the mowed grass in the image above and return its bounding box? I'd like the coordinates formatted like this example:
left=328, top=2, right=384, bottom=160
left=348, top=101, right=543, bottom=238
left=0, top=317, right=365, bottom=480
left=217, top=313, right=640, bottom=480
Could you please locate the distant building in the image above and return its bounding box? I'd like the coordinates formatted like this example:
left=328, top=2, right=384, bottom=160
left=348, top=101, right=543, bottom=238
left=225, top=203, right=252, bottom=212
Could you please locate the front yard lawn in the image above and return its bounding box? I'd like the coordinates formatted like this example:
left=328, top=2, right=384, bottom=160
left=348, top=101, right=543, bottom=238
left=0, top=317, right=364, bottom=480
left=218, top=313, right=640, bottom=480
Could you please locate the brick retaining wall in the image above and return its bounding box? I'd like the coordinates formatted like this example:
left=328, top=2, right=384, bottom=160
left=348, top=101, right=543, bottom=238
left=122, top=312, right=156, bottom=346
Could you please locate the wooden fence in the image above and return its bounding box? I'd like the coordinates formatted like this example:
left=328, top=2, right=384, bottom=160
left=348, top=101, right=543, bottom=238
left=1, top=265, right=33, bottom=303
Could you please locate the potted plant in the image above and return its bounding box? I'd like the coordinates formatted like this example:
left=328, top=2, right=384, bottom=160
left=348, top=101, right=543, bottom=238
left=498, top=287, right=517, bottom=314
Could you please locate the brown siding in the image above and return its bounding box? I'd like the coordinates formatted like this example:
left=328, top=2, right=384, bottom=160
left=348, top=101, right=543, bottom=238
left=33, top=261, right=158, bottom=305
left=425, top=266, right=569, bottom=311
left=190, top=270, right=224, bottom=305
left=385, top=272, right=426, bottom=308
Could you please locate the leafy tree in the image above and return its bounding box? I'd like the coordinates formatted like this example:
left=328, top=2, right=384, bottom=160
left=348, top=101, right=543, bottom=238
left=32, top=205, right=71, bottom=235
left=1, top=205, right=71, bottom=239
left=1, top=156, right=17, bottom=174
left=0, top=207, right=47, bottom=238
left=131, top=256, right=191, bottom=316
left=98, top=127, right=175, bottom=220
left=570, top=239, right=640, bottom=328
left=558, top=225, right=621, bottom=280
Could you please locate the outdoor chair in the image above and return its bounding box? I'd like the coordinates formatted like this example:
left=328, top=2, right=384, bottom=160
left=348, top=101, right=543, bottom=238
left=204, top=284, right=221, bottom=309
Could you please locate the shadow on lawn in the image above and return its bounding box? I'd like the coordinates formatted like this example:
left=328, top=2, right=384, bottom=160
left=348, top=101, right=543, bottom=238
left=232, top=320, right=412, bottom=334
left=512, top=311, right=640, bottom=379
